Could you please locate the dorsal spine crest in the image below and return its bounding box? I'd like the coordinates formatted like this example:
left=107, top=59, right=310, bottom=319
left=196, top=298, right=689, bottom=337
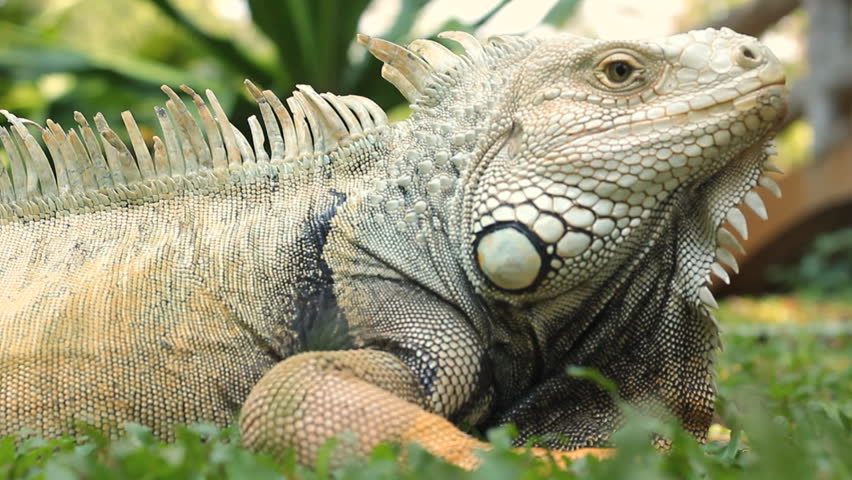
left=0, top=79, right=389, bottom=224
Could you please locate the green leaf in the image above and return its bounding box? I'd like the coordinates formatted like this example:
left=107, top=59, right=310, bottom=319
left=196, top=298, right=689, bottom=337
left=720, top=429, right=742, bottom=462
left=566, top=366, right=619, bottom=399
left=248, top=0, right=371, bottom=91
left=382, top=0, right=433, bottom=42
left=147, top=0, right=276, bottom=87
left=43, top=462, right=77, bottom=480
left=0, top=46, right=197, bottom=89
left=542, top=0, right=582, bottom=26
left=313, top=436, right=338, bottom=479
left=471, top=0, right=512, bottom=30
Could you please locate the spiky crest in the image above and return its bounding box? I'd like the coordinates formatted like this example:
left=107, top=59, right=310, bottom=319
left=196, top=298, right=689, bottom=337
left=0, top=80, right=386, bottom=223
left=358, top=31, right=537, bottom=107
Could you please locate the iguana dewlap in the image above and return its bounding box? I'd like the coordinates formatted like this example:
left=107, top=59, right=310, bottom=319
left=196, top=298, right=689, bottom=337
left=0, top=29, right=786, bottom=469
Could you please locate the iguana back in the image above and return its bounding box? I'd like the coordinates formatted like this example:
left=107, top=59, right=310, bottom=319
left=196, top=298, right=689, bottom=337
left=0, top=84, right=387, bottom=436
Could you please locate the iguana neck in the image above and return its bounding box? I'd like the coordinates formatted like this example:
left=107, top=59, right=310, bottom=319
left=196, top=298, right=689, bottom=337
left=354, top=36, right=540, bottom=257
left=481, top=140, right=770, bottom=381
left=483, top=194, right=719, bottom=436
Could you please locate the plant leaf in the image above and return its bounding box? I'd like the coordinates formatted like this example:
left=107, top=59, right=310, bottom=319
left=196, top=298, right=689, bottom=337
left=542, top=0, right=582, bottom=26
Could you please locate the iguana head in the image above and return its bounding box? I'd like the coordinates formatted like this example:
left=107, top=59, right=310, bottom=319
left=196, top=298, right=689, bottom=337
left=451, top=28, right=787, bottom=307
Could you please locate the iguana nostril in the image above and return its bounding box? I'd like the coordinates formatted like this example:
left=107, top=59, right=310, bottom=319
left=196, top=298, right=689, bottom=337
left=736, top=43, right=763, bottom=68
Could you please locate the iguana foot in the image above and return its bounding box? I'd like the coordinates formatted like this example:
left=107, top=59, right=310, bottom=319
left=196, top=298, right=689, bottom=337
left=523, top=447, right=615, bottom=469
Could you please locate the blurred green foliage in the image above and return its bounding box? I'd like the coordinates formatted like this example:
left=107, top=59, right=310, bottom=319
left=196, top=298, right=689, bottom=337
left=769, top=228, right=852, bottom=298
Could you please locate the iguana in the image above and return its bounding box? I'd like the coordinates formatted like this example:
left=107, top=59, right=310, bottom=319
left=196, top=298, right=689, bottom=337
left=0, top=28, right=786, bottom=469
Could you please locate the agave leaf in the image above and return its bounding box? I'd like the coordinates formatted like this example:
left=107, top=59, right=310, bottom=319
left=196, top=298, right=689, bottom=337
left=248, top=0, right=371, bottom=91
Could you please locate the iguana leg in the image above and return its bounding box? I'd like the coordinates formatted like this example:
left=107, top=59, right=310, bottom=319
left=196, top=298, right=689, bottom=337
left=240, top=349, right=613, bottom=469
left=239, top=349, right=488, bottom=469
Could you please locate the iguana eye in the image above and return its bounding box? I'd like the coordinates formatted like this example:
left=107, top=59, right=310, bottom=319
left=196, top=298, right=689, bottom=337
left=594, top=53, right=644, bottom=90
left=605, top=61, right=633, bottom=83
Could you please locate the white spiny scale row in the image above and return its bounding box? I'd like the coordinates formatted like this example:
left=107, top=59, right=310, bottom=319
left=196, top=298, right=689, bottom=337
left=699, top=151, right=784, bottom=309
left=704, top=159, right=783, bottom=292
left=358, top=30, right=549, bottom=255
left=357, top=35, right=501, bottom=237
left=0, top=80, right=391, bottom=223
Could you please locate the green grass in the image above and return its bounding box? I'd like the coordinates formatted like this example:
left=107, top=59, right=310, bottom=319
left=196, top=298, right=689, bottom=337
left=2, top=296, right=850, bottom=480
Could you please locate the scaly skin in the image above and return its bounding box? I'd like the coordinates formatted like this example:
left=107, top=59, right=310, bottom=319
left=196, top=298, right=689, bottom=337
left=0, top=28, right=786, bottom=469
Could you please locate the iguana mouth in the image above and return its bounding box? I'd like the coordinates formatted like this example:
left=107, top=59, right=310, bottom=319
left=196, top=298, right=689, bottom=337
left=595, top=82, right=788, bottom=142
left=731, top=83, right=787, bottom=112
